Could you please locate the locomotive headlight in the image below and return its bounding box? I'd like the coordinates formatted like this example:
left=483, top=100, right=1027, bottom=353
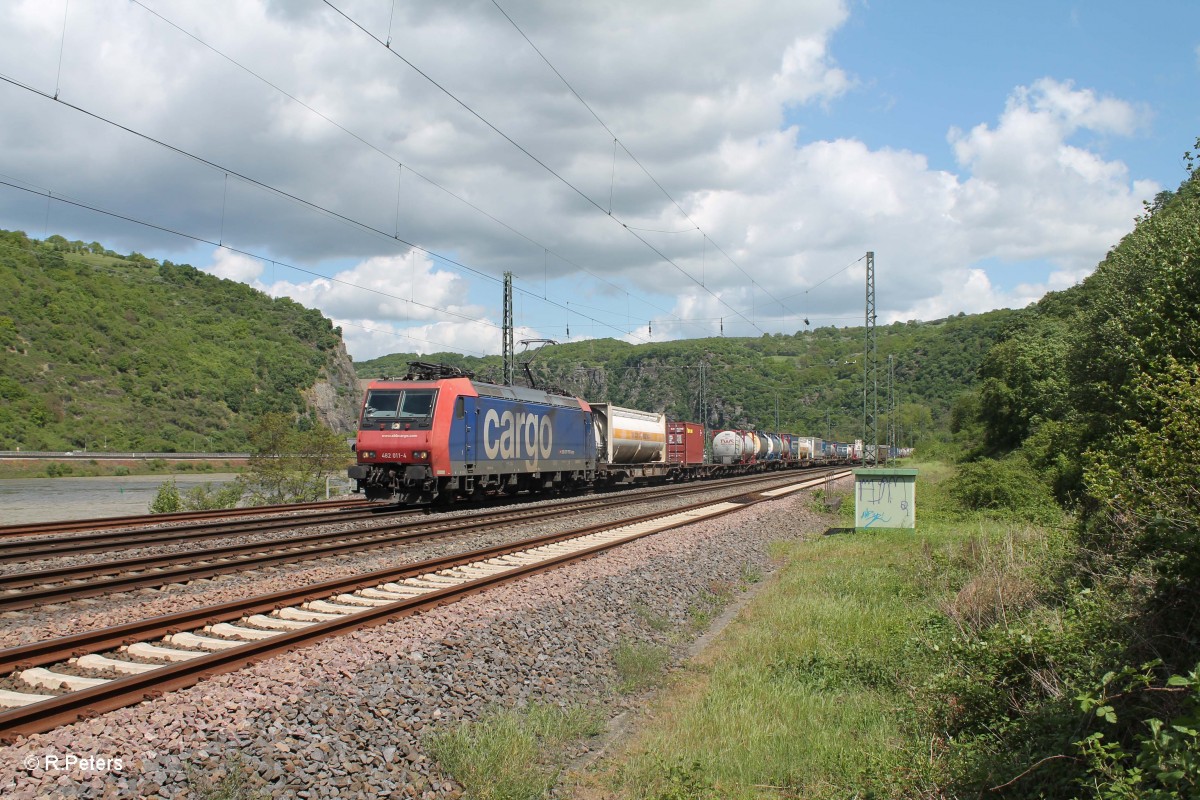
left=360, top=450, right=376, bottom=459
left=412, top=450, right=429, bottom=461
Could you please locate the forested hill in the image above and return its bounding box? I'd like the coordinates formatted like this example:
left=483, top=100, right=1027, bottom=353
left=356, top=308, right=1021, bottom=448
left=0, top=227, right=1043, bottom=454
left=0, top=230, right=360, bottom=452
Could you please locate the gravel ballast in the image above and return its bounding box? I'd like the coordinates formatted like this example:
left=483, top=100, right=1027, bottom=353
left=0, top=478, right=847, bottom=799
left=0, top=477, right=812, bottom=650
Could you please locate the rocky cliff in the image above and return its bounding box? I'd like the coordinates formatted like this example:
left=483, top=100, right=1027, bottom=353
left=304, top=341, right=362, bottom=435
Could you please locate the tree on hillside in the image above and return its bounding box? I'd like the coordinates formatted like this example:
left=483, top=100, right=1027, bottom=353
left=977, top=314, right=1073, bottom=452
left=933, top=138, right=1200, bottom=797
left=1069, top=145, right=1200, bottom=451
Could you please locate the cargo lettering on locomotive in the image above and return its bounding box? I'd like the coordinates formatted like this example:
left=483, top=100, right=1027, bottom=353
left=482, top=408, right=554, bottom=461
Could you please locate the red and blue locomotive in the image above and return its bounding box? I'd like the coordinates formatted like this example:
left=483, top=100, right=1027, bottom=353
left=349, top=363, right=596, bottom=503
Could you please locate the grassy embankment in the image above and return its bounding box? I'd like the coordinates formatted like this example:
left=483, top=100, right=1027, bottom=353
left=580, top=461, right=965, bottom=798
left=423, top=461, right=1068, bottom=799
left=584, top=460, right=1069, bottom=798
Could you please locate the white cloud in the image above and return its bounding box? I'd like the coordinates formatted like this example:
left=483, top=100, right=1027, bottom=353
left=772, top=35, right=855, bottom=108
left=335, top=318, right=545, bottom=362
left=637, top=78, right=1156, bottom=330
left=899, top=268, right=1002, bottom=322
left=0, top=3, right=1165, bottom=360
left=207, top=247, right=263, bottom=283
left=258, top=252, right=486, bottom=325
left=942, top=78, right=1155, bottom=277
left=199, top=246, right=497, bottom=357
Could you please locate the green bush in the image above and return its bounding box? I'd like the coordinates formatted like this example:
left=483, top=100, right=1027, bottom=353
left=239, top=414, right=350, bottom=504
left=150, top=479, right=181, bottom=514
left=1073, top=663, right=1200, bottom=799
left=951, top=456, right=1059, bottom=522
left=44, top=462, right=71, bottom=477
left=932, top=589, right=1129, bottom=795
left=180, top=481, right=245, bottom=511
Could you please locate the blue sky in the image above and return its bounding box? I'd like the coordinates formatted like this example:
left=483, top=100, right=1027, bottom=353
left=1, top=0, right=1196, bottom=359
left=809, top=1, right=1198, bottom=185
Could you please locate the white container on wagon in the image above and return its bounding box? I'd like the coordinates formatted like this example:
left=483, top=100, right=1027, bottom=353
left=711, top=430, right=745, bottom=464
left=591, top=404, right=667, bottom=464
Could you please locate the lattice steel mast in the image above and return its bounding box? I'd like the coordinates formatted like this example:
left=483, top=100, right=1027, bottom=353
left=862, top=251, right=877, bottom=464
left=887, top=353, right=896, bottom=466
left=502, top=271, right=514, bottom=386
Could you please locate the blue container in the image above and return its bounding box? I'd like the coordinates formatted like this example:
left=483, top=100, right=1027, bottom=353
left=447, top=384, right=596, bottom=477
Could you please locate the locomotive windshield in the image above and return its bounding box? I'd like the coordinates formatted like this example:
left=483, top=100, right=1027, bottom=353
left=362, top=389, right=437, bottom=422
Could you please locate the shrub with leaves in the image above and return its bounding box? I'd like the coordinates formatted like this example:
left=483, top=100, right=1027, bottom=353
left=951, top=455, right=1059, bottom=523
left=1081, top=358, right=1200, bottom=670
left=1084, top=358, right=1200, bottom=542
left=1075, top=664, right=1200, bottom=799
left=239, top=413, right=350, bottom=504
left=149, top=479, right=181, bottom=513
left=931, top=587, right=1131, bottom=795
left=180, top=480, right=246, bottom=511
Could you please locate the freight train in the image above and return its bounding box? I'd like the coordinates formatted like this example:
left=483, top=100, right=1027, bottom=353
left=348, top=362, right=871, bottom=504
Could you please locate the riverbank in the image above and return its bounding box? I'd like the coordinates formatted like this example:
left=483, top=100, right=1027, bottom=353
left=0, top=458, right=248, bottom=480
left=0, top=473, right=243, bottom=524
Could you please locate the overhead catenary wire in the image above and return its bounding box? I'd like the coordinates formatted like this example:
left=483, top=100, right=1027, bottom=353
left=1, top=179, right=491, bottom=356
left=490, top=0, right=797, bottom=322
left=123, top=0, right=694, bottom=338
left=53, top=0, right=69, bottom=100
left=322, top=0, right=765, bottom=335
left=775, top=254, right=866, bottom=304
left=0, top=71, right=650, bottom=345
left=13, top=4, right=858, bottom=347
left=0, top=178, right=492, bottom=350
left=770, top=253, right=868, bottom=329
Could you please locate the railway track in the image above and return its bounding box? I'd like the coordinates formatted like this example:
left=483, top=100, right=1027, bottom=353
left=0, top=497, right=373, bottom=539
left=0, top=470, right=838, bottom=611
left=0, top=469, right=849, bottom=741
left=0, top=504, right=419, bottom=563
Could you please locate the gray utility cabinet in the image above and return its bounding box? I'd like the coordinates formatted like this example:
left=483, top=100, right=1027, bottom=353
left=853, top=468, right=917, bottom=529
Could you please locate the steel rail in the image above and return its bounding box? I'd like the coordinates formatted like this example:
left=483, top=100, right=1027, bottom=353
left=0, top=497, right=373, bottom=538
left=0, top=470, right=849, bottom=741
left=0, top=506, right=419, bottom=563
left=0, top=471, right=831, bottom=610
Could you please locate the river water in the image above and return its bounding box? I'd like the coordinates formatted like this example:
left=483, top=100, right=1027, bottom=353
left=0, top=474, right=242, bottom=525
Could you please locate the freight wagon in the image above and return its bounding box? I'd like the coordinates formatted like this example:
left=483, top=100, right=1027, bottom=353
left=350, top=362, right=864, bottom=505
